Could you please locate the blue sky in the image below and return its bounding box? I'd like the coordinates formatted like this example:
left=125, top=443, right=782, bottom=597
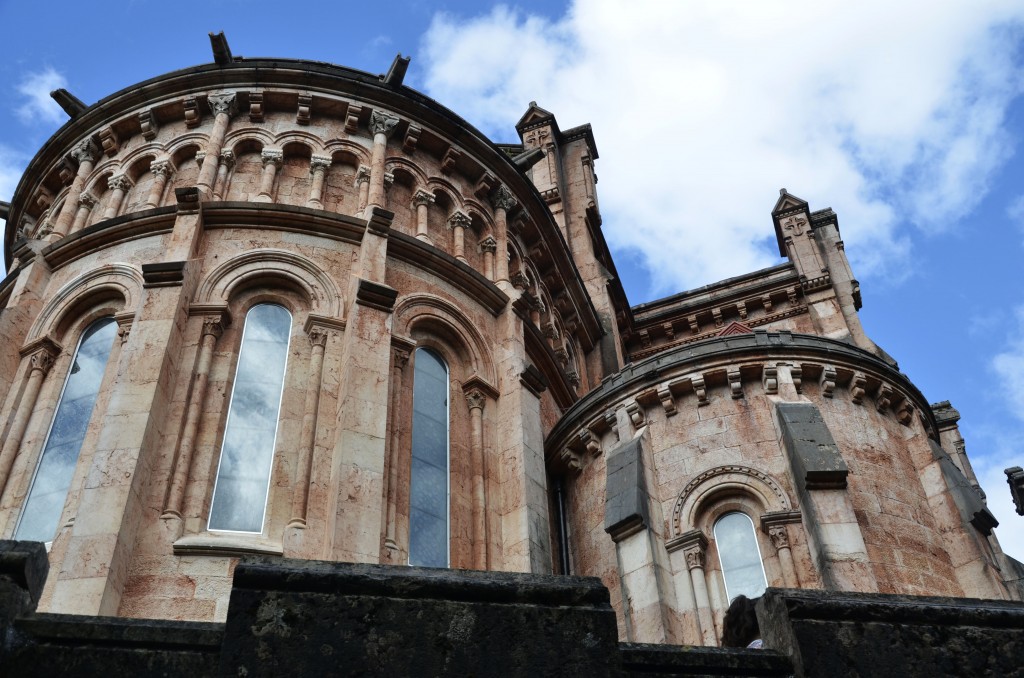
left=1, top=1, right=1022, bottom=560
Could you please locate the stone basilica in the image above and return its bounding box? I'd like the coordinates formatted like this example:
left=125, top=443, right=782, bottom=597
left=0, top=34, right=1021, bottom=674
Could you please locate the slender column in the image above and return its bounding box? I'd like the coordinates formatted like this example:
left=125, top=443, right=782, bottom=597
left=479, top=236, right=496, bottom=281
left=768, top=524, right=800, bottom=587
left=355, top=166, right=371, bottom=214
left=162, top=315, right=225, bottom=520
left=102, top=174, right=133, bottom=220
left=681, top=532, right=717, bottom=646
left=51, top=139, right=99, bottom=239
left=384, top=347, right=410, bottom=556
left=412, top=189, right=434, bottom=242
left=145, top=160, right=174, bottom=208
left=212, top=150, right=234, bottom=200
left=306, top=155, right=332, bottom=208
left=366, top=110, right=400, bottom=211
left=0, top=341, right=60, bottom=498
left=290, top=327, right=329, bottom=527
left=490, top=185, right=517, bottom=286
left=196, top=91, right=237, bottom=197
left=69, top=192, right=98, bottom=234
left=447, top=210, right=471, bottom=263
left=465, top=388, right=488, bottom=570
left=254, top=149, right=283, bottom=202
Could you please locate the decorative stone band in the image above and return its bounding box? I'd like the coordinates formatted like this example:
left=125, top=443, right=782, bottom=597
left=545, top=331, right=940, bottom=464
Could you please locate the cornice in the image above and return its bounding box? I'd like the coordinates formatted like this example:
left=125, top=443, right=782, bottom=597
left=545, top=331, right=940, bottom=457
left=4, top=59, right=604, bottom=351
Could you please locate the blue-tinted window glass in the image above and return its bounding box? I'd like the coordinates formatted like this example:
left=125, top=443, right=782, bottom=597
left=16, top=318, right=117, bottom=542
left=409, top=348, right=449, bottom=567
left=208, top=304, right=291, bottom=533
left=714, top=512, right=768, bottom=601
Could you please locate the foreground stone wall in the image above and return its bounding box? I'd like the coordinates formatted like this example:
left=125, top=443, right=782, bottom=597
left=2, top=542, right=1021, bottom=677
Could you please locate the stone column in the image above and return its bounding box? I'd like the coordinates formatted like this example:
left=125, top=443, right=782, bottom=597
left=0, top=340, right=60, bottom=499
left=51, top=139, right=99, bottom=240
left=667, top=535, right=706, bottom=646
left=681, top=531, right=717, bottom=646
left=145, top=160, right=174, bottom=208
left=768, top=523, right=799, bottom=588
left=102, top=174, right=133, bottom=220
left=162, top=314, right=226, bottom=524
left=465, top=387, right=488, bottom=570
left=290, top=326, right=329, bottom=527
left=355, top=166, right=371, bottom=214
left=306, top=155, right=332, bottom=209
left=448, top=210, right=471, bottom=263
left=196, top=91, right=237, bottom=198
left=479, top=236, right=496, bottom=281
left=212, top=151, right=234, bottom=200
left=383, top=346, right=410, bottom=557
left=412, top=189, right=434, bottom=243
left=366, top=110, right=400, bottom=211
left=69, top=192, right=98, bottom=234
left=254, top=149, right=283, bottom=202
left=490, top=185, right=517, bottom=287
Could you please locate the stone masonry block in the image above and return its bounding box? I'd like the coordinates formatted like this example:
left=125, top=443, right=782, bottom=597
left=777, top=402, right=848, bottom=490
left=604, top=435, right=650, bottom=542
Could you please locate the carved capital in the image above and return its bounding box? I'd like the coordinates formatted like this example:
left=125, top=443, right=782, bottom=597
left=107, top=173, right=133, bottom=192
left=511, top=270, right=530, bottom=291
left=310, top=154, right=332, bottom=172
left=768, top=524, right=790, bottom=550
left=355, top=165, right=371, bottom=186
left=78, top=192, right=99, bottom=209
left=70, top=138, right=98, bottom=165
left=447, top=210, right=471, bottom=230
left=490, top=184, right=517, bottom=212
left=150, top=160, right=174, bottom=178
left=308, top=327, right=328, bottom=349
left=684, top=547, right=705, bottom=570
left=261, top=149, right=283, bottom=167
left=369, top=109, right=400, bottom=137
left=464, top=388, right=487, bottom=412
left=392, top=347, right=410, bottom=370
left=218, top=150, right=235, bottom=168
left=201, top=315, right=226, bottom=340
left=479, top=235, right=497, bottom=254
left=412, top=189, right=435, bottom=208
left=207, top=91, right=238, bottom=118
left=29, top=347, right=58, bottom=375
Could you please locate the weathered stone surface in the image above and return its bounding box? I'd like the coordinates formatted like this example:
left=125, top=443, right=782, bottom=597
left=219, top=557, right=622, bottom=677
left=620, top=642, right=792, bottom=677
left=604, top=436, right=650, bottom=541
left=776, top=402, right=848, bottom=490
left=759, top=587, right=1024, bottom=678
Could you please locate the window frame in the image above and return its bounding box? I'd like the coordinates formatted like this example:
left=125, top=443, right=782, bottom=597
left=713, top=510, right=769, bottom=602
left=206, top=302, right=293, bottom=535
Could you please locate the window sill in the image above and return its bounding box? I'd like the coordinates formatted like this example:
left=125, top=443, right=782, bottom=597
left=172, top=533, right=284, bottom=557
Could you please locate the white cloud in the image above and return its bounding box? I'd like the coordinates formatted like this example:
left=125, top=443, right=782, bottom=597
left=15, top=67, right=68, bottom=126
left=992, top=306, right=1024, bottom=421
left=0, top=144, right=28, bottom=264
left=419, top=1, right=1024, bottom=296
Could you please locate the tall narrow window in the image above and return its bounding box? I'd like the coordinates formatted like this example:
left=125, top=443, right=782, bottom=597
left=208, top=304, right=291, bottom=533
left=714, top=512, right=767, bottom=601
left=16, top=317, right=117, bottom=543
left=409, top=347, right=449, bottom=567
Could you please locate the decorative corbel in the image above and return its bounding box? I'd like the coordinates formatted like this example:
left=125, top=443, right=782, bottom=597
left=626, top=400, right=645, bottom=427
left=820, top=365, right=837, bottom=398
left=762, top=366, right=778, bottom=395
left=728, top=366, right=743, bottom=399
left=657, top=385, right=677, bottom=417
left=850, top=372, right=867, bottom=404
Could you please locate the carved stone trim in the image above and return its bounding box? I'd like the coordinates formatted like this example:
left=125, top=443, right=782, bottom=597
left=672, top=465, right=792, bottom=536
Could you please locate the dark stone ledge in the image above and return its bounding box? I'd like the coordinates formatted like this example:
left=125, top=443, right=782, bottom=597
left=620, top=643, right=792, bottom=677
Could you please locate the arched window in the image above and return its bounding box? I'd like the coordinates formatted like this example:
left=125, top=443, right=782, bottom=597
left=714, top=512, right=767, bottom=601
left=16, top=317, right=118, bottom=543
left=208, top=303, right=291, bottom=533
left=408, top=347, right=449, bottom=567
